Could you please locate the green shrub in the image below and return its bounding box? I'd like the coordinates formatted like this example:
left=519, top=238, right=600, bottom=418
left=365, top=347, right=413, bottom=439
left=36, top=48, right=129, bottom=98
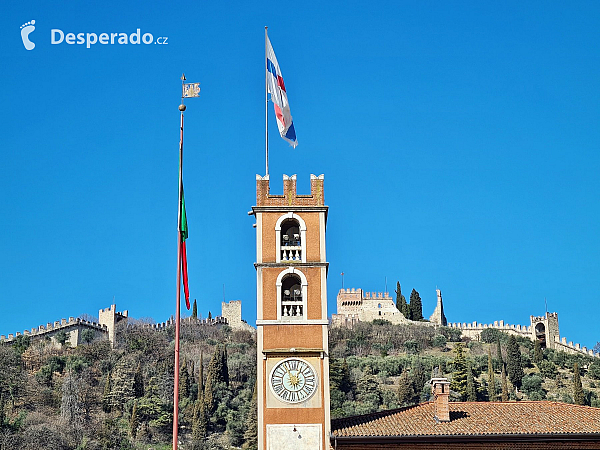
left=588, top=362, right=600, bottom=380
left=432, top=334, right=447, bottom=348
left=480, top=328, right=506, bottom=344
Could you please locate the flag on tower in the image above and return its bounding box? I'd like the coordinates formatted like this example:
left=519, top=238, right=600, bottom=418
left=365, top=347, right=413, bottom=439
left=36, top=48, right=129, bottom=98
left=180, top=188, right=190, bottom=310
left=183, top=83, right=200, bottom=98
left=266, top=36, right=298, bottom=148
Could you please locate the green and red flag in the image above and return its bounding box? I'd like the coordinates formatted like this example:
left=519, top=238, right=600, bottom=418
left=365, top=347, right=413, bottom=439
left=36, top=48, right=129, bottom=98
left=180, top=188, right=190, bottom=310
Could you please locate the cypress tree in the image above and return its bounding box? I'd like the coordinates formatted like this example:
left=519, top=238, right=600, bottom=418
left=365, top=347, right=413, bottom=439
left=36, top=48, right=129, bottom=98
left=395, top=282, right=409, bottom=318
left=133, top=363, right=144, bottom=398
left=506, top=335, right=524, bottom=390
left=408, top=289, right=423, bottom=321
left=466, top=362, right=477, bottom=401
left=130, top=400, right=138, bottom=439
left=192, top=353, right=208, bottom=446
left=192, top=299, right=198, bottom=319
left=180, top=359, right=191, bottom=400
left=533, top=339, right=543, bottom=365
left=330, top=358, right=352, bottom=394
left=242, top=382, right=258, bottom=450
left=192, top=397, right=208, bottom=444
left=397, top=370, right=414, bottom=406
left=496, top=338, right=503, bottom=364
left=573, top=363, right=585, bottom=405
left=487, top=347, right=496, bottom=401
left=198, top=353, right=204, bottom=400
left=204, top=345, right=227, bottom=413
left=411, top=358, right=427, bottom=400
left=0, top=393, right=5, bottom=429
left=102, top=372, right=112, bottom=413
left=208, top=311, right=212, bottom=320
left=501, top=365, right=509, bottom=401
left=356, top=366, right=381, bottom=408
left=450, top=343, right=468, bottom=400
left=221, top=345, right=229, bottom=387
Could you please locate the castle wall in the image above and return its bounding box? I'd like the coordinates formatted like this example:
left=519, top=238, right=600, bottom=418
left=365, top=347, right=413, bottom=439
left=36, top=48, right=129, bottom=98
left=448, top=313, right=598, bottom=359
left=221, top=300, right=255, bottom=332
left=334, top=288, right=409, bottom=326
left=554, top=336, right=600, bottom=358
left=0, top=316, right=108, bottom=348
left=448, top=320, right=532, bottom=340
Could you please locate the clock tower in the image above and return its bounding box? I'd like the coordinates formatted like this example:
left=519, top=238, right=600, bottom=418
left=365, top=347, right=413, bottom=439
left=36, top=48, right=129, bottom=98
left=251, top=173, right=330, bottom=450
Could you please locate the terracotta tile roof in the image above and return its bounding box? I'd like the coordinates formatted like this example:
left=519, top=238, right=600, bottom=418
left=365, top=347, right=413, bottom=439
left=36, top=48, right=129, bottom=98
left=331, top=401, right=600, bottom=437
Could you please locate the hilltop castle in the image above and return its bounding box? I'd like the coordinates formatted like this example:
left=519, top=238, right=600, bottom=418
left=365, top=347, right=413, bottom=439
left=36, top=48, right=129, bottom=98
left=332, top=286, right=598, bottom=358
left=0, top=300, right=253, bottom=348
left=331, top=288, right=447, bottom=327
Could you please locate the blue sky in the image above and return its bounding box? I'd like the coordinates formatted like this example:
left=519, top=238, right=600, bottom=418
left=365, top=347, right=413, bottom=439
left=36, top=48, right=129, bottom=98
left=1, top=2, right=599, bottom=350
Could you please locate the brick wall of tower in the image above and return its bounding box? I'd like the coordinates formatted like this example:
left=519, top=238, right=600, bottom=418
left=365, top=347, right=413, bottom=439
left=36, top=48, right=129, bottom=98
left=260, top=266, right=324, bottom=321
left=260, top=212, right=322, bottom=263
left=263, top=324, right=324, bottom=349
left=256, top=174, right=325, bottom=207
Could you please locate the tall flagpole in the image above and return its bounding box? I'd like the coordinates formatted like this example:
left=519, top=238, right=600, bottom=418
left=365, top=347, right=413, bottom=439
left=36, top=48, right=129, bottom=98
left=173, top=74, right=186, bottom=450
left=265, top=26, right=269, bottom=176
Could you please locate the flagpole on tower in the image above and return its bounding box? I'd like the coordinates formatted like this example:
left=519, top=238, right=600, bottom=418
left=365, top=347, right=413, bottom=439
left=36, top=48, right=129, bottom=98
left=173, top=73, right=186, bottom=450
left=173, top=74, right=199, bottom=450
left=265, top=26, right=269, bottom=176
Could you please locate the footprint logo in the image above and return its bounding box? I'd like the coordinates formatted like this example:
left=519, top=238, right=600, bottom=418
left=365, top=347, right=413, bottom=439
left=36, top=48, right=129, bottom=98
left=20, top=20, right=36, bottom=50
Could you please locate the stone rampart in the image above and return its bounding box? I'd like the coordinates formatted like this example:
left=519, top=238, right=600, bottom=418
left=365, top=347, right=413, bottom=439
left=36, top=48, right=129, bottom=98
left=554, top=336, right=600, bottom=358
left=447, top=320, right=532, bottom=340
left=138, top=315, right=229, bottom=331
left=1, top=317, right=108, bottom=348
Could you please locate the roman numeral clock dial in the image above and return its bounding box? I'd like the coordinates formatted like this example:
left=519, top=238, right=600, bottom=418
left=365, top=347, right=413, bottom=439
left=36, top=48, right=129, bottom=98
left=269, top=358, right=318, bottom=403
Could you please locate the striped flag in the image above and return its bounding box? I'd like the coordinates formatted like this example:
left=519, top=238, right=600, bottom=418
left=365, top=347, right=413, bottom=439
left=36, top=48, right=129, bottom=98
left=266, top=36, right=298, bottom=148
left=180, top=188, right=190, bottom=310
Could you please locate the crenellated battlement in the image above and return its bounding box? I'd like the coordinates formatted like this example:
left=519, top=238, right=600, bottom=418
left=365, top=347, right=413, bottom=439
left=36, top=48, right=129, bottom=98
left=337, top=288, right=392, bottom=301
left=554, top=335, right=600, bottom=358
left=448, top=320, right=532, bottom=335
left=0, top=317, right=108, bottom=343
left=255, top=174, right=325, bottom=207
left=531, top=312, right=558, bottom=322
left=137, top=315, right=229, bottom=331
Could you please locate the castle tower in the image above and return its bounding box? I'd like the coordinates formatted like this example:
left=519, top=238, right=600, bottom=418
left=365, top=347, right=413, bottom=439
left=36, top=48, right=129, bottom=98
left=530, top=312, right=559, bottom=349
left=429, top=289, right=447, bottom=326
left=98, top=304, right=128, bottom=347
left=252, top=174, right=330, bottom=450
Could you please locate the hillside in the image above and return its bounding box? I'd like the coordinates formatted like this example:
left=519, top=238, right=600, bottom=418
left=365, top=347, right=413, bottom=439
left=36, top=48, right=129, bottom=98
left=0, top=319, right=599, bottom=449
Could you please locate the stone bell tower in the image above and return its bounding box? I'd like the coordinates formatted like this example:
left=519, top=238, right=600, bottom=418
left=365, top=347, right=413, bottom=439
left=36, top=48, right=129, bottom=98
left=251, top=173, right=330, bottom=450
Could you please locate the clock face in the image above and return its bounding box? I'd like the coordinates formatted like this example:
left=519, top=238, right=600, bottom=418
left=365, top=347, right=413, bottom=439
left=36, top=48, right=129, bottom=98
left=269, top=358, right=318, bottom=404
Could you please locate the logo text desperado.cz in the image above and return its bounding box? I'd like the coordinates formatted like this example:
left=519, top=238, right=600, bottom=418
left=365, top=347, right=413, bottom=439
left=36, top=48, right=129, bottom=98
left=51, top=29, right=167, bottom=48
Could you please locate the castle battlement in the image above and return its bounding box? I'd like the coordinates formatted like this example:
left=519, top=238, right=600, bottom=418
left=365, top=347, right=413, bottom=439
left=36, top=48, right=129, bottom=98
left=448, top=321, right=532, bottom=334
left=255, top=174, right=325, bottom=207
left=554, top=336, right=599, bottom=358
left=531, top=312, right=558, bottom=322
left=137, top=315, right=230, bottom=331
left=1, top=315, right=109, bottom=348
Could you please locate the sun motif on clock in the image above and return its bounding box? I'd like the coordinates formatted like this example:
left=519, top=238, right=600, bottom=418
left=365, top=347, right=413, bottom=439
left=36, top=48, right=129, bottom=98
left=269, top=358, right=318, bottom=403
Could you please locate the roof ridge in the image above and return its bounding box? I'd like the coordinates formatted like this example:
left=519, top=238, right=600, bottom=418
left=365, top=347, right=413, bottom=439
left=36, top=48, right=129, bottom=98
left=331, top=402, right=430, bottom=425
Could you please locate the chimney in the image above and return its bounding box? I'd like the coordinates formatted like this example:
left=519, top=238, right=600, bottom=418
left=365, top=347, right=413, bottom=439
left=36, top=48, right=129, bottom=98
left=431, top=377, right=450, bottom=422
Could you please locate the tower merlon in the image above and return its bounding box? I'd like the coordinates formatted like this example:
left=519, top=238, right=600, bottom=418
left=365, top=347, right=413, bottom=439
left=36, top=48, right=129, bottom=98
left=255, top=173, right=325, bottom=207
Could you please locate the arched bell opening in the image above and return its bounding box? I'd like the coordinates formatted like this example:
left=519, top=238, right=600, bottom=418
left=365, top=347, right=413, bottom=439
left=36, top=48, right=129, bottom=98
left=281, top=274, right=303, bottom=318
left=280, top=219, right=301, bottom=261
